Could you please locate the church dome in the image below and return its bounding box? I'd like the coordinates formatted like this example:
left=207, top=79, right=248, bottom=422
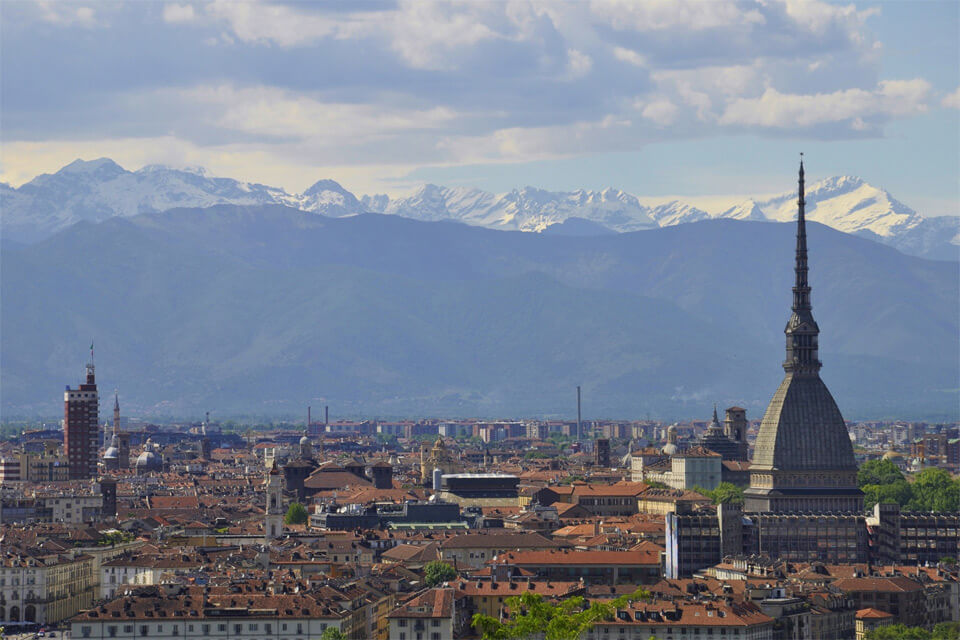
left=135, top=439, right=162, bottom=471
left=881, top=450, right=902, bottom=461
left=300, top=435, right=310, bottom=445
left=103, top=445, right=119, bottom=460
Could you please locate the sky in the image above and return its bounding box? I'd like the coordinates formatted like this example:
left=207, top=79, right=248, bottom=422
left=1, top=0, right=958, bottom=215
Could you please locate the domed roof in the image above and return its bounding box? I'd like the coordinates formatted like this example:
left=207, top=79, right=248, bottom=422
left=136, top=440, right=162, bottom=470
left=662, top=443, right=678, bottom=456
left=882, top=450, right=903, bottom=460
left=300, top=435, right=310, bottom=445
left=103, top=445, right=119, bottom=459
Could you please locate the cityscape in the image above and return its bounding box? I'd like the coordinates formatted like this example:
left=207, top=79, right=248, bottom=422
left=2, top=2, right=959, bottom=640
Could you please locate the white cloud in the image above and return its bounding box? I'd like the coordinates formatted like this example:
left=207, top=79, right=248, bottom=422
left=613, top=47, right=647, bottom=68
left=163, top=4, right=196, bottom=24
left=179, top=84, right=459, bottom=142
left=591, top=0, right=763, bottom=32
left=641, top=99, right=678, bottom=126
left=566, top=49, right=593, bottom=79
left=719, top=79, right=930, bottom=129
left=35, top=1, right=97, bottom=27
left=941, top=87, right=960, bottom=109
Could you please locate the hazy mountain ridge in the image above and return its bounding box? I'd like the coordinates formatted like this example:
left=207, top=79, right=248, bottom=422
left=2, top=205, right=956, bottom=419
left=2, top=159, right=956, bottom=259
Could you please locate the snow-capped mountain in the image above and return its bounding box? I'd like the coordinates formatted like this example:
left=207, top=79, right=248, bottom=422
left=0, top=158, right=364, bottom=242
left=648, top=201, right=710, bottom=227
left=365, top=184, right=657, bottom=232
left=756, top=175, right=923, bottom=238
left=719, top=200, right=767, bottom=222
left=2, top=158, right=956, bottom=260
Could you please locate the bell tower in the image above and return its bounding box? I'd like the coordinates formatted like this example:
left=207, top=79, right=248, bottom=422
left=264, top=462, right=285, bottom=540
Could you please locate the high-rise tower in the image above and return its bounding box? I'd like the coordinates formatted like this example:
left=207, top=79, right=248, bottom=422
left=744, top=159, right=863, bottom=513
left=65, top=354, right=100, bottom=479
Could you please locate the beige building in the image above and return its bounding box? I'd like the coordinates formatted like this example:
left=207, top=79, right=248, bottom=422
left=387, top=588, right=457, bottom=640
left=0, top=547, right=96, bottom=625
left=642, top=446, right=722, bottom=490
left=439, top=532, right=564, bottom=569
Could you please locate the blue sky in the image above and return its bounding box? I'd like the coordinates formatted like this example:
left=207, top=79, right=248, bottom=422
left=2, top=0, right=957, bottom=215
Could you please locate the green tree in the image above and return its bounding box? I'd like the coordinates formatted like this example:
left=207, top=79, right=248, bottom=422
left=423, top=560, right=457, bottom=587
left=472, top=587, right=651, bottom=640
left=692, top=482, right=745, bottom=505
left=907, top=468, right=960, bottom=512
left=284, top=502, right=309, bottom=525
left=320, top=628, right=348, bottom=640
left=858, top=459, right=906, bottom=487
left=932, top=622, right=960, bottom=640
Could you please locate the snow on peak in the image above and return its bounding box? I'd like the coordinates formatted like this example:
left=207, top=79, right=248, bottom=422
left=58, top=157, right=125, bottom=176
left=649, top=201, right=710, bottom=227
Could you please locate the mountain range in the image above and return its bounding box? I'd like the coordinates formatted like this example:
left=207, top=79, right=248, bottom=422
left=2, top=204, right=956, bottom=420
left=2, top=158, right=957, bottom=260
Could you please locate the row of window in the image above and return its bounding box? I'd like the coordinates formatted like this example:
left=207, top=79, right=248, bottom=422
left=80, top=620, right=329, bottom=637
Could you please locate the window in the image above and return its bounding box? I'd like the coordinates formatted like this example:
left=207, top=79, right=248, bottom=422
left=140, top=625, right=148, bottom=637
left=399, top=619, right=408, bottom=627
left=81, top=627, right=92, bottom=638
left=218, top=624, right=227, bottom=632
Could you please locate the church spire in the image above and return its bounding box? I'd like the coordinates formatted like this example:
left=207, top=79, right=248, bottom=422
left=784, top=154, right=821, bottom=375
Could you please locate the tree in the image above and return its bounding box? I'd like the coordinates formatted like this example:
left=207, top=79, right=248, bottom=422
left=864, top=624, right=931, bottom=640
left=320, top=628, right=348, bottom=640
left=423, top=560, right=457, bottom=587
left=284, top=502, right=309, bottom=525
left=692, top=482, right=745, bottom=505
left=472, top=587, right=651, bottom=640
left=907, top=468, right=960, bottom=512
left=858, top=459, right=906, bottom=487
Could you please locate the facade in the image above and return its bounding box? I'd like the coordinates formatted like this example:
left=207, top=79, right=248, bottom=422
left=744, top=160, right=863, bottom=514
left=71, top=586, right=346, bottom=640
left=387, top=588, right=457, bottom=640
left=642, top=446, right=722, bottom=491
left=419, top=437, right=460, bottom=484
left=594, top=438, right=610, bottom=467
left=64, top=361, right=100, bottom=480
left=0, top=549, right=96, bottom=626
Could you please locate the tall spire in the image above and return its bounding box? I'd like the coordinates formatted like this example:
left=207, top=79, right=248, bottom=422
left=784, top=154, right=821, bottom=375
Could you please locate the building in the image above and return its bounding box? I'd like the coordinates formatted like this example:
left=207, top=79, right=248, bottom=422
left=642, top=446, right=722, bottom=491
left=855, top=608, right=894, bottom=640
left=697, top=406, right=749, bottom=461
left=744, top=160, right=863, bottom=514
left=419, top=437, right=459, bottom=485
left=387, top=588, right=458, bottom=640
left=438, top=532, right=565, bottom=569
left=594, top=438, right=610, bottom=467
left=0, top=547, right=96, bottom=625
left=492, top=548, right=662, bottom=585
left=70, top=585, right=347, bottom=640
left=65, top=360, right=100, bottom=480
left=265, top=462, right=285, bottom=540
left=584, top=599, right=775, bottom=640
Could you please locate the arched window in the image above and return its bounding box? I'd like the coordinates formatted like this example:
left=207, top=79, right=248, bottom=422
left=0, top=605, right=5, bottom=620
left=10, top=605, right=20, bottom=621
left=25, top=604, right=36, bottom=622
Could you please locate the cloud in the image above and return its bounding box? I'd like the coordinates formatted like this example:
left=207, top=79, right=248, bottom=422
left=566, top=49, right=593, bottom=79
left=35, top=1, right=97, bottom=27
left=719, top=80, right=930, bottom=130
left=942, top=87, right=960, bottom=109
left=591, top=0, right=763, bottom=32
left=641, top=99, right=678, bottom=126
left=163, top=4, right=196, bottom=24
left=613, top=47, right=647, bottom=68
